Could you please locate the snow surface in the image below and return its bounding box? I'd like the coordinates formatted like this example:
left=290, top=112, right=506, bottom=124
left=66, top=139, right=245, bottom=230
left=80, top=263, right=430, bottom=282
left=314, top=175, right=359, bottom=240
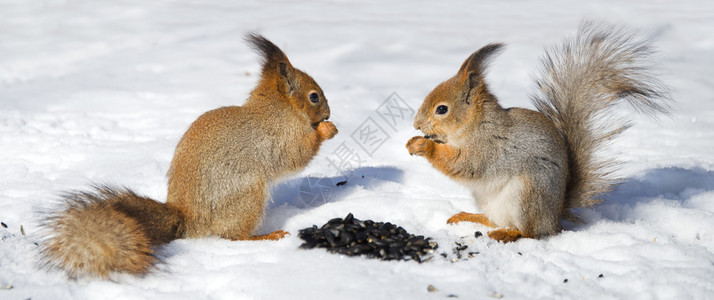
left=1, top=1, right=714, bottom=299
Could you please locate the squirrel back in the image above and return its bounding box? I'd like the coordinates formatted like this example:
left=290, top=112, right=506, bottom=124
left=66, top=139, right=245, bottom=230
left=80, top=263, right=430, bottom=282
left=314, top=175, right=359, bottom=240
left=39, top=34, right=337, bottom=278
left=408, top=22, right=670, bottom=241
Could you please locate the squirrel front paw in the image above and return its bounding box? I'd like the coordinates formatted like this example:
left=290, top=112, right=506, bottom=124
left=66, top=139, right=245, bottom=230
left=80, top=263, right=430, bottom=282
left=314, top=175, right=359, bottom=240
left=317, top=121, right=338, bottom=140
left=406, top=136, right=435, bottom=157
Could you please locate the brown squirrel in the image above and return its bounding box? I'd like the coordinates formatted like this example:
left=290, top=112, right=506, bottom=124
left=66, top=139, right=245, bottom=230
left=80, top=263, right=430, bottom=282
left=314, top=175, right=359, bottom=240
left=406, top=23, right=670, bottom=243
left=39, top=34, right=338, bottom=278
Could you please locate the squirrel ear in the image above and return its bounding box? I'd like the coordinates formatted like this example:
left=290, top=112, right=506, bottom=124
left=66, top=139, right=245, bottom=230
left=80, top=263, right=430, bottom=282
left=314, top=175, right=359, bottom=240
left=245, top=33, right=296, bottom=93
left=457, top=43, right=504, bottom=76
left=278, top=61, right=297, bottom=93
left=457, top=43, right=504, bottom=104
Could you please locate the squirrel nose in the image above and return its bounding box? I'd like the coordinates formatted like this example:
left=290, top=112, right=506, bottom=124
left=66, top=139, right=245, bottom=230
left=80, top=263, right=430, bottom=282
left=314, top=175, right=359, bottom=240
left=413, top=114, right=424, bottom=131
left=323, top=105, right=330, bottom=121
left=413, top=119, right=422, bottom=131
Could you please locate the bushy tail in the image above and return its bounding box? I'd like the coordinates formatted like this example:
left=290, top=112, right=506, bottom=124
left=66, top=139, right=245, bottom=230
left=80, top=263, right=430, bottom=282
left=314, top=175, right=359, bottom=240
left=39, top=186, right=185, bottom=278
left=530, top=22, right=671, bottom=220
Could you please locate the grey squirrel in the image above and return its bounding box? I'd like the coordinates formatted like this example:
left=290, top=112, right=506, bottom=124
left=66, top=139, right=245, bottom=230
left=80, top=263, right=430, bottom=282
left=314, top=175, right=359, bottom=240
left=407, top=22, right=670, bottom=242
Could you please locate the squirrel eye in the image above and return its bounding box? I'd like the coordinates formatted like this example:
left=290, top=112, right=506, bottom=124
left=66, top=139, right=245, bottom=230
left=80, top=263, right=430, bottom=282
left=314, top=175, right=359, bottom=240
left=435, top=105, right=448, bottom=115
left=309, top=92, right=319, bottom=103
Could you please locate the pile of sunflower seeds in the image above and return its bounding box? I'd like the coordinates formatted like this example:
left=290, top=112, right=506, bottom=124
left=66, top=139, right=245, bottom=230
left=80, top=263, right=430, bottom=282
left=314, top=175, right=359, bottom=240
left=298, top=213, right=437, bottom=262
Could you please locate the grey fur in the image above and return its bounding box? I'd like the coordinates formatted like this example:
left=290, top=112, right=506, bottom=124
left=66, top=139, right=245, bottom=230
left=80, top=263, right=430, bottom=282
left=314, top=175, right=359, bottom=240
left=531, top=22, right=671, bottom=219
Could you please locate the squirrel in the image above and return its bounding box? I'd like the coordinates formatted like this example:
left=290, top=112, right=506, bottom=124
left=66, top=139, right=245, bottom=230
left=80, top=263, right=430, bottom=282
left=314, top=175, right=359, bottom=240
left=39, top=34, right=338, bottom=278
left=406, top=22, right=670, bottom=243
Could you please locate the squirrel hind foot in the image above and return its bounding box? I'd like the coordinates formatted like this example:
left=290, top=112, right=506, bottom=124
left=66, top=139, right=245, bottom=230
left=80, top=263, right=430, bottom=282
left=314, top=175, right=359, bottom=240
left=244, top=230, right=290, bottom=241
left=487, top=228, right=523, bottom=243
left=446, top=212, right=496, bottom=227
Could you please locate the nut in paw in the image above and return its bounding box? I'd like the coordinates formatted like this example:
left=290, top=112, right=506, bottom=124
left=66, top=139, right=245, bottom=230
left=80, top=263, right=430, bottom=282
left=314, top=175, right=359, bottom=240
left=406, top=136, right=434, bottom=156
left=317, top=121, right=338, bottom=140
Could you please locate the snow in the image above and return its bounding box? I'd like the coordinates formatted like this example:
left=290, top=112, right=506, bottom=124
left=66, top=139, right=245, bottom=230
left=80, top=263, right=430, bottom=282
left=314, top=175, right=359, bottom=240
left=1, top=0, right=714, bottom=299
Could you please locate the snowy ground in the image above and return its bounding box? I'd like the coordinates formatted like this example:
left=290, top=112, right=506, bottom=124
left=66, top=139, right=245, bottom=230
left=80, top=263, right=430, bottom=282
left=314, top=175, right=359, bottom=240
left=2, top=1, right=714, bottom=299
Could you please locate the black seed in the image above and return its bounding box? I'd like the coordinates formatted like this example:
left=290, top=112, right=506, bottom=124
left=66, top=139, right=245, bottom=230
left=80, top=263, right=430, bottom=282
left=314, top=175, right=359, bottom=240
left=340, top=232, right=353, bottom=245
left=563, top=279, right=568, bottom=283
left=372, top=238, right=388, bottom=247
left=299, top=242, right=316, bottom=249
left=354, top=231, right=367, bottom=242
left=324, top=230, right=336, bottom=247
left=389, top=248, right=400, bottom=258
left=344, top=213, right=354, bottom=223
left=328, top=229, right=340, bottom=237
left=518, top=252, right=522, bottom=256
left=358, top=244, right=371, bottom=252
left=389, top=241, right=403, bottom=249
left=474, top=231, right=482, bottom=238
left=297, top=213, right=437, bottom=263
left=598, top=274, right=604, bottom=278
left=0, top=222, right=6, bottom=228
left=336, top=181, right=347, bottom=186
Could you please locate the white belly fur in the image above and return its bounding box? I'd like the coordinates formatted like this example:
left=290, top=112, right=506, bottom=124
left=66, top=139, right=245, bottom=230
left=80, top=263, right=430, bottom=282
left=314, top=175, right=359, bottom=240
left=462, top=176, right=525, bottom=229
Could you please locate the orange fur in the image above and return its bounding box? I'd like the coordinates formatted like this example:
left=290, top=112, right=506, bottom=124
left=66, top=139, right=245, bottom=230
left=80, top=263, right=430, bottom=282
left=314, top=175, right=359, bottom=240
left=40, top=34, right=336, bottom=278
left=41, top=188, right=179, bottom=278
left=407, top=136, right=462, bottom=179
left=446, top=212, right=496, bottom=227
left=247, top=230, right=290, bottom=241
left=409, top=24, right=671, bottom=242
left=487, top=228, right=524, bottom=243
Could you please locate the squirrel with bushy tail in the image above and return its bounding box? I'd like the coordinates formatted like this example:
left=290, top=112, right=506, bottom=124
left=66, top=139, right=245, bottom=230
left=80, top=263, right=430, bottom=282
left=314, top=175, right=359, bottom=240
left=407, top=23, right=671, bottom=242
left=39, top=34, right=338, bottom=278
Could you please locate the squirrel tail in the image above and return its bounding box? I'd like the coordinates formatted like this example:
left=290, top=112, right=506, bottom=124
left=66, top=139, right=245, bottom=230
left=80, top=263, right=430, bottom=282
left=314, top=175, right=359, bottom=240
left=530, top=22, right=671, bottom=221
left=39, top=186, right=185, bottom=278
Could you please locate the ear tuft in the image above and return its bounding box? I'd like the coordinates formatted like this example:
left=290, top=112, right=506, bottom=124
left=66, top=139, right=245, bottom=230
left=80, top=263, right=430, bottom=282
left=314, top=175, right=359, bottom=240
left=457, top=43, right=504, bottom=104
left=458, top=43, right=505, bottom=76
left=244, top=33, right=292, bottom=75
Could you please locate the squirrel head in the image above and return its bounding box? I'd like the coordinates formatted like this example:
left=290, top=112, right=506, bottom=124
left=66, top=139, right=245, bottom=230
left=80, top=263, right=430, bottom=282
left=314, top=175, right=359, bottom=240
left=246, top=34, right=331, bottom=126
left=414, top=43, right=504, bottom=144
